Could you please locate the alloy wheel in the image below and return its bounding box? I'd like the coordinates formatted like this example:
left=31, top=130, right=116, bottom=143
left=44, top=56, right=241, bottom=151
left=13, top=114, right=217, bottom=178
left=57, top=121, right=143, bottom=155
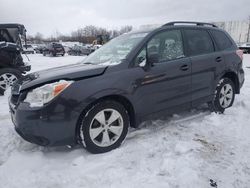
left=0, top=73, right=18, bottom=91
left=89, top=108, right=124, bottom=147
left=219, top=83, right=233, bottom=108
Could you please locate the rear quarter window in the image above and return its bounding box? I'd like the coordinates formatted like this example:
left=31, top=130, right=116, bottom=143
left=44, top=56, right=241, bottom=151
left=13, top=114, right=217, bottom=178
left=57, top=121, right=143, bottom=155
left=210, top=30, right=233, bottom=51
left=184, top=29, right=214, bottom=56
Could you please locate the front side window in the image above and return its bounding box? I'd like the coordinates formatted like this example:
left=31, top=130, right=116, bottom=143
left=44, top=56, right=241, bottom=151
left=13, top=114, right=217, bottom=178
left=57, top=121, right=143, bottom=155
left=184, top=29, right=214, bottom=56
left=134, top=30, right=184, bottom=66
left=147, top=30, right=184, bottom=62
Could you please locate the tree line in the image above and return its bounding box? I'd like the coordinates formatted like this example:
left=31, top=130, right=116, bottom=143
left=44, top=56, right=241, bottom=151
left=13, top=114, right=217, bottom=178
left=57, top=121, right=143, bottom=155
left=27, top=25, right=133, bottom=44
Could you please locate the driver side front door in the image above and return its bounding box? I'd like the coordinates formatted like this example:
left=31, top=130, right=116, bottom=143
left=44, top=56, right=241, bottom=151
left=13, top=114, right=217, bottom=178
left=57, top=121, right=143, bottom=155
left=131, top=29, right=192, bottom=118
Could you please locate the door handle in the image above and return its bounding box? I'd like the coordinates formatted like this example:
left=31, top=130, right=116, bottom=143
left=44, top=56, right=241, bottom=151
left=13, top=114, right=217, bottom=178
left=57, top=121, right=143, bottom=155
left=216, top=57, right=222, bottom=62
left=180, top=64, right=189, bottom=71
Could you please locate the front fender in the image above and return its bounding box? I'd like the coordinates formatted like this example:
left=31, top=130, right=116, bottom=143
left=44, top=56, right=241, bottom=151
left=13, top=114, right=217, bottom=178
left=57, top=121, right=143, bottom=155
left=76, top=88, right=133, bottom=113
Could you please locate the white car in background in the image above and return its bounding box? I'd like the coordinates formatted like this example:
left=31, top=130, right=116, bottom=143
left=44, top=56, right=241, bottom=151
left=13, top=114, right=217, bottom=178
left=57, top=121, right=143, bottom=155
left=239, top=43, right=250, bottom=54
left=22, top=44, right=35, bottom=54
left=93, top=44, right=102, bottom=50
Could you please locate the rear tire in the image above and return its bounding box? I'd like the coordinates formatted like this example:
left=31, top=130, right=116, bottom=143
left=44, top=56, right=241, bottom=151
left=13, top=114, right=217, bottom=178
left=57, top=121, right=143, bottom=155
left=79, top=100, right=129, bottom=154
left=208, top=78, right=235, bottom=113
left=0, top=68, right=22, bottom=96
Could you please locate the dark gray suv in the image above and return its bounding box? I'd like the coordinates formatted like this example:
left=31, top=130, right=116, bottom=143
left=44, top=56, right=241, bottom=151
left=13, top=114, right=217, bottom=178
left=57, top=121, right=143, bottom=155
left=9, top=21, right=244, bottom=153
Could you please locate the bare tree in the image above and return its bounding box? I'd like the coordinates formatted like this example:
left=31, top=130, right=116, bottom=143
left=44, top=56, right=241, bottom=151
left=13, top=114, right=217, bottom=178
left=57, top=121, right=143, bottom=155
left=119, top=25, right=133, bottom=34
left=83, top=25, right=99, bottom=37
left=247, top=16, right=250, bottom=42
left=27, top=25, right=134, bottom=44
left=71, top=28, right=85, bottom=42
left=34, top=32, right=43, bottom=41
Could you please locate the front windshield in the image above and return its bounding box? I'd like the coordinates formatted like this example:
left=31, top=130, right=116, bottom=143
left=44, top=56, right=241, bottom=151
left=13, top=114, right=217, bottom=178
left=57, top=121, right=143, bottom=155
left=82, top=32, right=148, bottom=65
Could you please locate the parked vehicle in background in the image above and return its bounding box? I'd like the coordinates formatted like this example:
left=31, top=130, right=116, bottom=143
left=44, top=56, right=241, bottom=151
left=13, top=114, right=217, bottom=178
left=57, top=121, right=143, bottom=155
left=92, top=44, right=102, bottom=51
left=92, top=34, right=109, bottom=45
left=22, top=44, right=35, bottom=54
left=68, top=45, right=93, bottom=56
left=43, top=43, right=65, bottom=57
left=9, top=21, right=244, bottom=153
left=239, top=43, right=250, bottom=54
left=34, top=44, right=46, bottom=54
left=0, top=23, right=31, bottom=95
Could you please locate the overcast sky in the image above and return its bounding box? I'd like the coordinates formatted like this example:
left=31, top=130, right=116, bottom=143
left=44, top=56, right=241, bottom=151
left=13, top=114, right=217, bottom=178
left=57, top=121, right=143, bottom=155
left=0, top=0, right=249, bottom=37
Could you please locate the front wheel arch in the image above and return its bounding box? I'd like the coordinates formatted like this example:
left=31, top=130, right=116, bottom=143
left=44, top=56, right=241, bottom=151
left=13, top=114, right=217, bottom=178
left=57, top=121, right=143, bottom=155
left=75, top=95, right=136, bottom=144
left=78, top=100, right=130, bottom=153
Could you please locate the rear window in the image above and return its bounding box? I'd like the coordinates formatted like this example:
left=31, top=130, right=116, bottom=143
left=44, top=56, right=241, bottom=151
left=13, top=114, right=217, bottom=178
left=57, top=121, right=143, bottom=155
left=24, top=45, right=32, bottom=48
left=210, top=30, right=233, bottom=50
left=0, top=29, right=13, bottom=42
left=184, top=29, right=214, bottom=56
left=53, top=43, right=63, bottom=48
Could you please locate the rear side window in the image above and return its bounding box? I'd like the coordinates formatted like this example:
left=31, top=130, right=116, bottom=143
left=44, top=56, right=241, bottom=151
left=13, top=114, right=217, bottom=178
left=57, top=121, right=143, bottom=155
left=210, top=30, right=233, bottom=50
left=184, top=29, right=214, bottom=56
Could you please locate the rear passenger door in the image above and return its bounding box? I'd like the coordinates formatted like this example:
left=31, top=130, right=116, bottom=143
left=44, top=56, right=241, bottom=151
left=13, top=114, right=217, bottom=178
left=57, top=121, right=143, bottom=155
left=210, top=29, right=236, bottom=72
left=183, top=29, right=225, bottom=106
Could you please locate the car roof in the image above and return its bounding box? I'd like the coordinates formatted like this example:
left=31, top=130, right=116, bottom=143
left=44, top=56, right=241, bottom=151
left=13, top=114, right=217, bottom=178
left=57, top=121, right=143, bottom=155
left=159, top=21, right=223, bottom=32
left=0, top=23, right=25, bottom=30
left=162, top=21, right=217, bottom=28
left=130, top=21, right=223, bottom=35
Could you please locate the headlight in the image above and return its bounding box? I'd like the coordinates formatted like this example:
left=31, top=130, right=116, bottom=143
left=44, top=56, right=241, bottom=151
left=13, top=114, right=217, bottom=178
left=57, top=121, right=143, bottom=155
left=24, top=80, right=74, bottom=107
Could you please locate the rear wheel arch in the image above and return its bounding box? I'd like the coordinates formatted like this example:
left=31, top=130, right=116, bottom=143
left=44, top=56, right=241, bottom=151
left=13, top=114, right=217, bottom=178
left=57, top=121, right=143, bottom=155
left=209, top=77, right=235, bottom=113
left=75, top=94, right=136, bottom=143
left=221, top=71, right=239, bottom=94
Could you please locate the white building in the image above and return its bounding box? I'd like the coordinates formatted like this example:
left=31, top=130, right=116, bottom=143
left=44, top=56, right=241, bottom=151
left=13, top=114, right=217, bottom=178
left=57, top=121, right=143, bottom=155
left=214, top=20, right=250, bottom=44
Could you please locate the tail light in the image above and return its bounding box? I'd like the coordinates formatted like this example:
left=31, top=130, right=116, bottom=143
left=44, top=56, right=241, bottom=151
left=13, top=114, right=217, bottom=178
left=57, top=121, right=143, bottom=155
left=236, top=49, right=243, bottom=61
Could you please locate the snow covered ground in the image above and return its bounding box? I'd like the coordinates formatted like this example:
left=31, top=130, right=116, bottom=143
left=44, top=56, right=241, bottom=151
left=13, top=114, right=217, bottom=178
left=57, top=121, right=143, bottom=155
left=0, top=54, right=250, bottom=188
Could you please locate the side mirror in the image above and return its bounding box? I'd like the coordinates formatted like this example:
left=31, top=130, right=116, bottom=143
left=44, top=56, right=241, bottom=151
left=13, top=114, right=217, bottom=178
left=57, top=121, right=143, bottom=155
left=147, top=53, right=159, bottom=66
left=138, top=56, right=146, bottom=67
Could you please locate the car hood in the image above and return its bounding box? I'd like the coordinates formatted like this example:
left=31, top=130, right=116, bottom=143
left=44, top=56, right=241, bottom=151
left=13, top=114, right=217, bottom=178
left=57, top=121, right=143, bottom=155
left=19, top=63, right=107, bottom=91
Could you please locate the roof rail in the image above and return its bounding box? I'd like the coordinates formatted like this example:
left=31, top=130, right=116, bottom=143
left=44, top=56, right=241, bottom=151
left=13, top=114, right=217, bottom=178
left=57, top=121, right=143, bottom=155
left=162, top=21, right=217, bottom=28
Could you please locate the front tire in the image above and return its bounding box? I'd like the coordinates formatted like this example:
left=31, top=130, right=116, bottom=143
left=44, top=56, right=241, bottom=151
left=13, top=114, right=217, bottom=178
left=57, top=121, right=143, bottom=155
left=79, top=100, right=129, bottom=154
left=209, top=78, right=235, bottom=113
